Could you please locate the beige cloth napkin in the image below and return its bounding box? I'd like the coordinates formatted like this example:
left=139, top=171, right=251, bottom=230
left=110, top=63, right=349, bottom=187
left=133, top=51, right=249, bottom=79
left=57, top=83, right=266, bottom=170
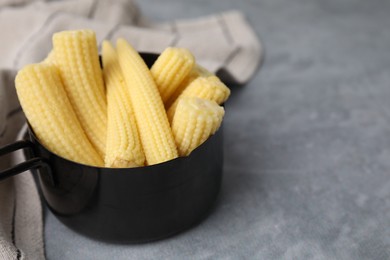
left=0, top=0, right=262, bottom=259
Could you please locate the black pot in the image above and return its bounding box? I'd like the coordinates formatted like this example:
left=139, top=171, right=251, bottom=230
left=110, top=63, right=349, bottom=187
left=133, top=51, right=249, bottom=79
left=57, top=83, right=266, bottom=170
left=0, top=53, right=224, bottom=243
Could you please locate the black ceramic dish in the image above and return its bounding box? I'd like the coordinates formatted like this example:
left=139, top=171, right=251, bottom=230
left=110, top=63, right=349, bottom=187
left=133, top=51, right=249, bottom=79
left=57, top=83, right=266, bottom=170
left=0, top=53, right=224, bottom=243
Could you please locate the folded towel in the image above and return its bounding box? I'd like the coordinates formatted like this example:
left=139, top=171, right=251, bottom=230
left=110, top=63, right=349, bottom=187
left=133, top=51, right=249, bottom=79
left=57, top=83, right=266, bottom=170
left=0, top=0, right=262, bottom=259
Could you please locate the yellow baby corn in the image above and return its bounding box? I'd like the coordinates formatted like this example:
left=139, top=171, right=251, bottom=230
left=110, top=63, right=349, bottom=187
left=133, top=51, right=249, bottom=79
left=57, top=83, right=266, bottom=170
left=15, top=63, right=104, bottom=166
left=150, top=47, right=195, bottom=105
left=52, top=30, right=107, bottom=157
left=102, top=41, right=145, bottom=168
left=167, top=75, right=230, bottom=122
left=116, top=38, right=178, bottom=165
left=171, top=97, right=224, bottom=156
left=166, top=64, right=213, bottom=107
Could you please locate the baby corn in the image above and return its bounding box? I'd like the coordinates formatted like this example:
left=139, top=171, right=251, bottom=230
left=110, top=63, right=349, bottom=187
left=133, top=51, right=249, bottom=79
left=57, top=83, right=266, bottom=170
left=167, top=75, right=230, bottom=122
left=116, top=38, right=178, bottom=165
left=102, top=41, right=145, bottom=168
left=171, top=97, right=224, bottom=156
left=52, top=30, right=107, bottom=157
left=150, top=47, right=195, bottom=105
left=15, top=63, right=104, bottom=166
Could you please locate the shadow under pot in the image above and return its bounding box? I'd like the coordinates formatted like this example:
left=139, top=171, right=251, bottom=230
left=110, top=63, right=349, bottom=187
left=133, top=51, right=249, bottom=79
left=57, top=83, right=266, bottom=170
left=0, top=53, right=224, bottom=243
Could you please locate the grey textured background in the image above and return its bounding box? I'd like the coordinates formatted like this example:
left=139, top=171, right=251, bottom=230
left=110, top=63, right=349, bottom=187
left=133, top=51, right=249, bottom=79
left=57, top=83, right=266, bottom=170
left=45, top=0, right=390, bottom=259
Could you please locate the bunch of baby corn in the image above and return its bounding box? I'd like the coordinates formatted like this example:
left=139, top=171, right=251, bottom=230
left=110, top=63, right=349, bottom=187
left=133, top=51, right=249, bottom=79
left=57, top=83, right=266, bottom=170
left=15, top=29, right=230, bottom=168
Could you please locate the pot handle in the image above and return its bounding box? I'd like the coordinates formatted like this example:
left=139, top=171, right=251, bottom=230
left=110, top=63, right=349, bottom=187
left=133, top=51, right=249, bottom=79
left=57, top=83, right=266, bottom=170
left=0, top=140, right=55, bottom=185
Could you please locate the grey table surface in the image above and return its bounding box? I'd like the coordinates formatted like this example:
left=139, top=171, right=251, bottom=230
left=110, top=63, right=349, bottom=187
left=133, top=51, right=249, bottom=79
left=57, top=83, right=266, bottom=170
left=45, top=0, right=390, bottom=259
